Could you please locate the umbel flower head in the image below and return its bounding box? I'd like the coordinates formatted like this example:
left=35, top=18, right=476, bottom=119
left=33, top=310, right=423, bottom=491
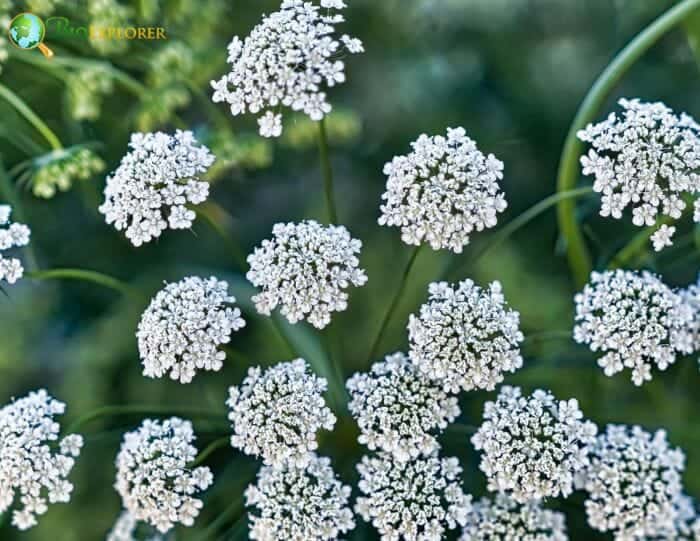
left=461, top=493, right=568, bottom=541
left=0, top=389, right=83, bottom=530
left=378, top=127, right=507, bottom=253
left=573, top=269, right=686, bottom=386
left=578, top=98, right=700, bottom=251
left=210, top=0, right=363, bottom=137
left=246, top=220, right=367, bottom=329
left=99, top=130, right=215, bottom=247
left=245, top=454, right=355, bottom=540
left=674, top=274, right=700, bottom=360
left=577, top=424, right=686, bottom=540
left=106, top=510, right=164, bottom=541
left=346, top=351, right=460, bottom=461
left=114, top=417, right=214, bottom=534
left=0, top=205, right=30, bottom=285
left=471, top=385, right=597, bottom=503
left=356, top=452, right=472, bottom=540
left=137, top=276, right=246, bottom=384
left=408, top=280, right=523, bottom=393
left=227, top=358, right=336, bottom=467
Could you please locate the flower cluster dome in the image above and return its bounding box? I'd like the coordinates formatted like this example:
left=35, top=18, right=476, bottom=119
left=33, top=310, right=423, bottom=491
left=0, top=205, right=31, bottom=285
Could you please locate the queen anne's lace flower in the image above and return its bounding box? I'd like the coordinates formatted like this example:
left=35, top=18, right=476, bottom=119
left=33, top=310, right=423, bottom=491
left=577, top=424, right=686, bottom=540
left=246, top=454, right=355, bottom=540
left=99, top=130, right=214, bottom=247
left=114, top=417, right=213, bottom=533
left=106, top=511, right=164, bottom=541
left=471, top=385, right=597, bottom=503
left=408, top=280, right=523, bottom=393
left=0, top=205, right=31, bottom=285
left=674, top=275, right=700, bottom=360
left=378, top=127, right=507, bottom=252
left=573, top=269, right=686, bottom=386
left=211, top=0, right=363, bottom=137
left=246, top=220, right=367, bottom=329
left=578, top=98, right=700, bottom=251
left=0, top=389, right=83, bottom=530
left=461, top=493, right=568, bottom=541
left=227, top=359, right=336, bottom=467
left=137, top=276, right=245, bottom=384
left=346, top=352, right=460, bottom=461
left=356, top=452, right=472, bottom=540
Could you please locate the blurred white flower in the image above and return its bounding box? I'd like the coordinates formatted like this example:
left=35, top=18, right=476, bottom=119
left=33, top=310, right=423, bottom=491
left=471, top=385, right=597, bottom=503
left=408, top=280, right=523, bottom=393
left=137, top=276, right=245, bottom=384
left=675, top=275, right=700, bottom=360
left=227, top=358, right=336, bottom=467
left=574, top=269, right=686, bottom=385
left=246, top=454, right=355, bottom=540
left=378, top=127, right=507, bottom=253
left=0, top=389, right=83, bottom=530
left=578, top=98, right=700, bottom=251
left=211, top=0, right=362, bottom=137
left=461, top=493, right=568, bottom=541
left=0, top=204, right=31, bottom=285
left=106, top=510, right=165, bottom=541
left=577, top=424, right=686, bottom=540
left=99, top=130, right=214, bottom=247
left=114, top=417, right=213, bottom=533
left=356, top=452, right=472, bottom=540
left=347, top=351, right=460, bottom=461
left=246, top=220, right=367, bottom=329
left=651, top=224, right=676, bottom=252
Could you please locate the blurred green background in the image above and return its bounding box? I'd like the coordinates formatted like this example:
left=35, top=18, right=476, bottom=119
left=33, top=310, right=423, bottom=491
left=1, top=0, right=700, bottom=539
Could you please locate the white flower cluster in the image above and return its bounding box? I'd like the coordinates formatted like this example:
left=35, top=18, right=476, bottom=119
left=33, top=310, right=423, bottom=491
left=106, top=511, right=164, bottom=541
left=461, top=493, right=568, bottom=541
left=408, top=280, right=523, bottom=393
left=675, top=275, right=700, bottom=360
left=578, top=98, right=700, bottom=251
left=114, top=417, right=213, bottom=533
left=210, top=0, right=363, bottom=137
left=0, top=205, right=31, bottom=285
left=227, top=358, right=336, bottom=467
left=577, top=425, right=687, bottom=540
left=246, top=454, right=355, bottom=540
left=356, top=452, right=472, bottom=540
left=0, top=389, right=83, bottom=530
left=378, top=127, right=507, bottom=253
left=471, top=385, right=597, bottom=503
left=99, top=130, right=214, bottom=247
left=573, top=269, right=686, bottom=386
left=346, top=351, right=460, bottom=461
left=137, top=276, right=246, bottom=384
left=246, top=220, right=367, bottom=329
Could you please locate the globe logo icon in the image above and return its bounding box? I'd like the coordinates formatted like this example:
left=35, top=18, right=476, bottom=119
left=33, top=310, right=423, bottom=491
left=8, top=12, right=54, bottom=58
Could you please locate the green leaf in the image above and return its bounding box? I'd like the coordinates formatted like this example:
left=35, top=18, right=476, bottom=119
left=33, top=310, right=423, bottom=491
left=684, top=8, right=700, bottom=68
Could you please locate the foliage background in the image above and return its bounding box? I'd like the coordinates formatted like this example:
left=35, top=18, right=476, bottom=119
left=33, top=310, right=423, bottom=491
left=1, top=0, right=699, bottom=539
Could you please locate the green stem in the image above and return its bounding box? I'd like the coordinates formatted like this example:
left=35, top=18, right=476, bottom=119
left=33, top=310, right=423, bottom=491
left=196, top=201, right=248, bottom=273
left=556, top=0, right=700, bottom=287
left=367, top=245, right=422, bottom=362
left=444, top=187, right=594, bottom=281
left=608, top=216, right=675, bottom=269
left=0, top=160, right=38, bottom=271
left=270, top=316, right=298, bottom=358
left=66, top=405, right=227, bottom=434
left=318, top=118, right=338, bottom=224
left=0, top=83, right=63, bottom=151
left=27, top=268, right=134, bottom=295
left=191, top=436, right=230, bottom=467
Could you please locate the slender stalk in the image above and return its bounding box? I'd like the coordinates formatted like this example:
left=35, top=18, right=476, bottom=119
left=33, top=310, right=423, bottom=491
left=318, top=118, right=338, bottom=224
left=367, top=245, right=422, bottom=361
left=607, top=217, right=675, bottom=269
left=191, top=436, right=230, bottom=468
left=444, top=187, right=594, bottom=281
left=27, top=268, right=134, bottom=295
left=556, top=0, right=700, bottom=288
left=66, top=405, right=227, bottom=434
left=0, top=82, right=63, bottom=151
left=196, top=202, right=248, bottom=273
left=197, top=496, right=245, bottom=541
left=0, top=161, right=38, bottom=271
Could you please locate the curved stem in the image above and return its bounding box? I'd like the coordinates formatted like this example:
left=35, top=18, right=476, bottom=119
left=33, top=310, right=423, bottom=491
left=318, top=118, right=338, bottom=224
left=367, top=245, right=422, bottom=362
left=66, top=405, right=227, bottom=434
left=444, top=187, right=594, bottom=282
left=0, top=83, right=63, bottom=151
left=556, top=0, right=700, bottom=287
left=191, top=436, right=230, bottom=467
left=27, top=268, right=135, bottom=295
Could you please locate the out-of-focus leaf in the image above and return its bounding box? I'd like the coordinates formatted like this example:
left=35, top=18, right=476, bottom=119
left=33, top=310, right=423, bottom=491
left=684, top=8, right=700, bottom=69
